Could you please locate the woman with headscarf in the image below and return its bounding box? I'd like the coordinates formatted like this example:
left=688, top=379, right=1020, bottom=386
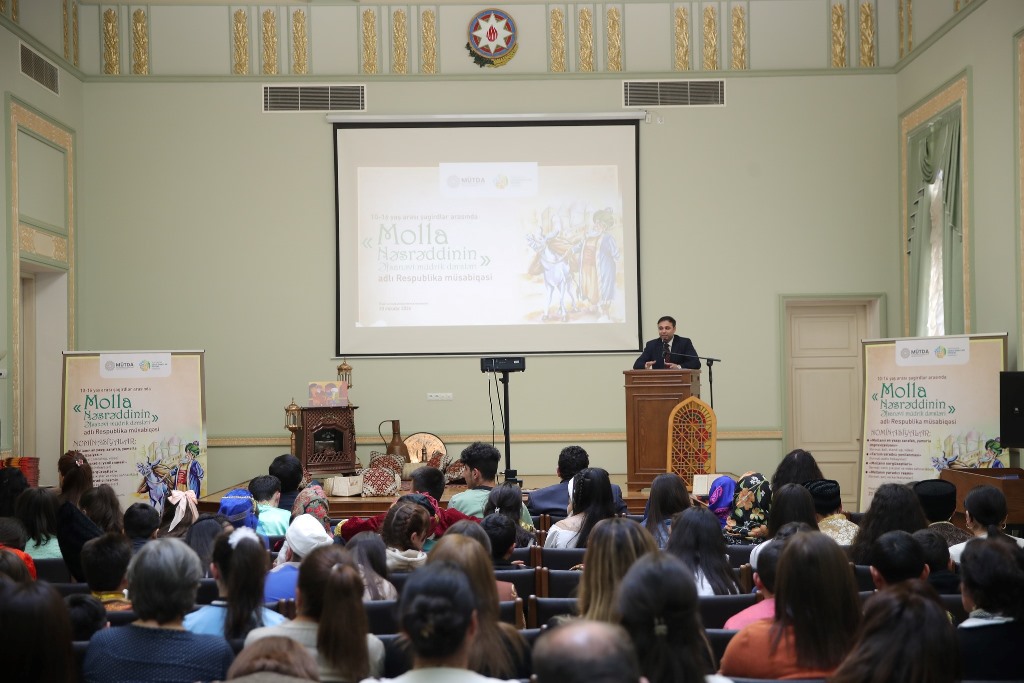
left=725, top=471, right=772, bottom=543
left=291, top=484, right=331, bottom=534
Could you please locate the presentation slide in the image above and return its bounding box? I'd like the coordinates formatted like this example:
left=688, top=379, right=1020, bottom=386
left=335, top=120, right=641, bottom=356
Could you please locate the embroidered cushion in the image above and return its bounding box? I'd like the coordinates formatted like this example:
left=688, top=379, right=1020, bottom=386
left=362, top=466, right=400, bottom=497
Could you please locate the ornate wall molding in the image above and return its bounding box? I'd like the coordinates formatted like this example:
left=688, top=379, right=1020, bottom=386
left=731, top=6, right=747, bottom=70
left=392, top=9, right=408, bottom=75
left=102, top=8, right=119, bottom=75
left=674, top=7, right=690, bottom=71
left=63, top=0, right=69, bottom=60
left=19, top=225, right=69, bottom=264
left=262, top=10, right=278, bottom=75
left=606, top=7, right=622, bottom=72
left=859, top=2, right=875, bottom=67
left=131, top=9, right=148, bottom=75
left=73, top=2, right=79, bottom=67
left=702, top=5, right=718, bottom=71
left=421, top=9, right=437, bottom=74
left=831, top=3, right=847, bottom=68
left=292, top=9, right=308, bottom=75
left=362, top=9, right=378, bottom=75
left=232, top=9, right=249, bottom=75
left=550, top=8, right=566, bottom=72
left=578, top=8, right=594, bottom=72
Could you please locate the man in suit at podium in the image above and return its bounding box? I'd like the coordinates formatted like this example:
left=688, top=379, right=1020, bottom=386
left=633, top=315, right=701, bottom=370
left=526, top=445, right=628, bottom=520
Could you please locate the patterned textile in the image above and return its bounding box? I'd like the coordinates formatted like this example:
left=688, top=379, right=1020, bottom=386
left=818, top=513, right=860, bottom=546
left=708, top=476, right=737, bottom=528
left=362, top=467, right=400, bottom=497
left=726, top=471, right=772, bottom=541
left=368, top=451, right=405, bottom=474
left=291, top=484, right=331, bottom=533
left=445, top=460, right=467, bottom=484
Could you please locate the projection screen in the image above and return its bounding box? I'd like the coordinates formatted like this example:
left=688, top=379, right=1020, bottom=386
left=334, top=117, right=642, bottom=356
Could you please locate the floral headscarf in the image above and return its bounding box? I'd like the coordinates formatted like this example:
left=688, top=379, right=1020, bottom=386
left=291, top=484, right=331, bottom=533
left=726, top=471, right=772, bottom=541
left=708, top=475, right=736, bottom=527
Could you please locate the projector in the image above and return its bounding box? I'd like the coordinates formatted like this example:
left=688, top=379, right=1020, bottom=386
left=480, top=356, right=526, bottom=373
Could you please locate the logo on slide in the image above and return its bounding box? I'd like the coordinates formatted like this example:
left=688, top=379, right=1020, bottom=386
left=466, top=9, right=518, bottom=68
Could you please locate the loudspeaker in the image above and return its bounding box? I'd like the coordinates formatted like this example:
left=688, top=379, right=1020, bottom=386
left=1000, top=371, right=1024, bottom=448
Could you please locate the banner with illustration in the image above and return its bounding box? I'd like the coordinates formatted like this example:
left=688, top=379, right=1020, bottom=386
left=860, top=334, right=1007, bottom=510
left=61, top=351, right=207, bottom=515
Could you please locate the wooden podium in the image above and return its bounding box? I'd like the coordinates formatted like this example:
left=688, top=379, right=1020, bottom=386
left=624, top=369, right=701, bottom=491
left=940, top=467, right=1024, bottom=531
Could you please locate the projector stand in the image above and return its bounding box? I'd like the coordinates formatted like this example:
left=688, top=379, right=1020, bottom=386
left=498, top=370, right=521, bottom=487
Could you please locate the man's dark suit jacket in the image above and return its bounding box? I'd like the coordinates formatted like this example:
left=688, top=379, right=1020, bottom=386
left=526, top=481, right=629, bottom=518
left=633, top=335, right=700, bottom=370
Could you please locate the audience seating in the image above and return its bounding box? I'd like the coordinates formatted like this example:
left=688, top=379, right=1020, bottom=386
left=35, top=557, right=72, bottom=583
left=53, top=582, right=91, bottom=597
left=725, top=545, right=753, bottom=568
left=519, top=627, right=542, bottom=648
left=389, top=571, right=411, bottom=594
left=940, top=593, right=968, bottom=625
left=541, top=568, right=582, bottom=598
left=494, top=567, right=539, bottom=599
left=106, top=610, right=137, bottom=626
left=705, top=628, right=739, bottom=665
left=365, top=599, right=399, bottom=634
left=272, top=598, right=297, bottom=619
left=527, top=596, right=577, bottom=628
left=73, top=640, right=89, bottom=678
left=499, top=598, right=526, bottom=629
left=228, top=638, right=245, bottom=654
left=697, top=593, right=758, bottom=629
left=735, top=564, right=754, bottom=594
left=266, top=535, right=286, bottom=552
left=379, top=633, right=412, bottom=677
left=536, top=547, right=586, bottom=570
left=196, top=578, right=219, bottom=605
left=852, top=564, right=875, bottom=591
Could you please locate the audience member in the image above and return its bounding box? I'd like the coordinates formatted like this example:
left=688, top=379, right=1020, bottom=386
left=14, top=487, right=62, bottom=559
left=292, top=483, right=332, bottom=534
left=346, top=531, right=398, bottom=601
left=665, top=507, right=739, bottom=595
left=123, top=502, right=161, bottom=554
left=427, top=534, right=529, bottom=678
left=247, top=544, right=384, bottom=682
left=56, top=450, right=103, bottom=581
left=82, top=537, right=235, bottom=682
left=848, top=482, right=928, bottom=564
left=957, top=536, right=1024, bottom=680
left=158, top=488, right=199, bottom=538
left=724, top=538, right=785, bottom=630
left=913, top=478, right=973, bottom=546
left=66, top=593, right=109, bottom=641
left=868, top=530, right=928, bottom=589
left=749, top=483, right=819, bottom=569
left=913, top=528, right=960, bottom=594
left=381, top=501, right=430, bottom=572
left=481, top=513, right=519, bottom=568
left=228, top=635, right=320, bottom=681
left=185, top=513, right=234, bottom=577
left=804, top=478, right=859, bottom=545
left=770, top=448, right=824, bottom=491
left=0, top=514, right=27, bottom=549
left=706, top=475, right=736, bottom=527
left=0, top=546, right=34, bottom=581
left=534, top=619, right=646, bottom=683
left=411, top=464, right=446, bottom=502
left=431, top=529, right=515, bottom=609
left=80, top=484, right=124, bottom=534
left=724, top=471, right=773, bottom=542
left=360, top=562, right=507, bottom=683
left=0, top=578, right=75, bottom=681
left=81, top=532, right=134, bottom=611
left=269, top=454, right=304, bottom=511
left=449, top=442, right=533, bottom=526
left=266, top=513, right=334, bottom=602
left=719, top=532, right=860, bottom=679
left=185, top=528, right=286, bottom=638
left=445, top=518, right=493, bottom=554
left=250, top=475, right=292, bottom=536
left=219, top=487, right=260, bottom=531
left=949, top=484, right=1024, bottom=563
left=526, top=445, right=628, bottom=519
left=641, top=472, right=690, bottom=548
left=830, top=580, right=960, bottom=683
left=339, top=478, right=476, bottom=548
left=0, top=466, right=29, bottom=516
left=544, top=467, right=617, bottom=549
left=484, top=482, right=536, bottom=548
left=578, top=517, right=656, bottom=623
left=618, top=552, right=727, bottom=683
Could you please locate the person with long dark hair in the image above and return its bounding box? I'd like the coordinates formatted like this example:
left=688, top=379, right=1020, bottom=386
left=848, top=482, right=928, bottom=564
left=484, top=481, right=536, bottom=548
left=183, top=512, right=234, bottom=577
left=618, top=552, right=729, bottom=683
left=770, top=449, right=824, bottom=491
left=957, top=536, right=1024, bottom=680
left=748, top=483, right=819, bottom=569
left=665, top=507, right=738, bottom=596
left=831, top=580, right=960, bottom=683
left=578, top=517, right=657, bottom=622
left=246, top=544, right=384, bottom=682
left=56, top=450, right=103, bottom=582
left=184, top=528, right=286, bottom=639
left=719, top=532, right=860, bottom=679
left=346, top=530, right=398, bottom=601
left=14, top=487, right=62, bottom=559
left=642, top=473, right=690, bottom=548
left=0, top=578, right=75, bottom=681
left=949, top=485, right=1024, bottom=563
left=81, top=484, right=124, bottom=534
left=544, top=467, right=617, bottom=549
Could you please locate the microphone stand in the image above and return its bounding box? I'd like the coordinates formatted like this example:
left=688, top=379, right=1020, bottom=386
left=672, top=353, right=721, bottom=410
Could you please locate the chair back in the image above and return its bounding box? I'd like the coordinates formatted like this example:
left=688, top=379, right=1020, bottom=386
left=53, top=582, right=91, bottom=597
left=499, top=598, right=526, bottom=629
left=544, top=569, right=582, bottom=598
left=697, top=593, right=758, bottom=628
left=494, top=567, right=539, bottom=599
left=940, top=592, right=969, bottom=625
left=509, top=546, right=532, bottom=566
left=196, top=578, right=219, bottom=605
left=389, top=571, right=411, bottom=594
left=724, top=545, right=753, bottom=568
left=539, top=547, right=586, bottom=570
left=704, top=628, right=739, bottom=666
left=852, top=564, right=876, bottom=592
left=105, top=610, right=137, bottom=627
left=35, top=557, right=72, bottom=583
left=526, top=596, right=578, bottom=628
left=365, top=599, right=400, bottom=634
left=379, top=633, right=413, bottom=678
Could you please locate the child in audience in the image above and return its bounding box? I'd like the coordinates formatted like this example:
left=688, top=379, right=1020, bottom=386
left=80, top=532, right=133, bottom=611
left=867, top=530, right=929, bottom=589
left=480, top=513, right=519, bottom=568
left=381, top=501, right=430, bottom=572
left=641, top=473, right=690, bottom=548
left=346, top=531, right=398, bottom=601
left=545, top=467, right=617, bottom=549
left=957, top=536, right=1024, bottom=680
left=665, top=507, right=739, bottom=596
left=123, top=502, right=161, bottom=554
left=770, top=449, right=824, bottom=490
left=265, top=514, right=334, bottom=602
left=65, top=593, right=109, bottom=641
left=269, top=454, right=304, bottom=511
left=0, top=546, right=34, bottom=581
left=14, top=487, right=62, bottom=559
left=848, top=483, right=928, bottom=564
left=56, top=451, right=103, bottom=582
left=158, top=488, right=199, bottom=538
left=724, top=538, right=784, bottom=630
left=185, top=513, right=234, bottom=578
left=249, top=475, right=291, bottom=536
left=484, top=481, right=536, bottom=548
left=912, top=528, right=960, bottom=594
left=949, top=484, right=1024, bottom=563
left=227, top=635, right=319, bottom=681
left=748, top=483, right=818, bottom=570
left=80, top=484, right=124, bottom=534
left=184, top=527, right=286, bottom=639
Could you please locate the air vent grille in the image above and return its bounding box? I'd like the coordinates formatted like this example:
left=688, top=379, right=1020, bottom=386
left=263, top=85, right=366, bottom=112
left=20, top=44, right=59, bottom=95
left=623, top=80, right=724, bottom=108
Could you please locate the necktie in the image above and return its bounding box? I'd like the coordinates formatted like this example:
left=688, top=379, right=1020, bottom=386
left=663, top=341, right=672, bottom=364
